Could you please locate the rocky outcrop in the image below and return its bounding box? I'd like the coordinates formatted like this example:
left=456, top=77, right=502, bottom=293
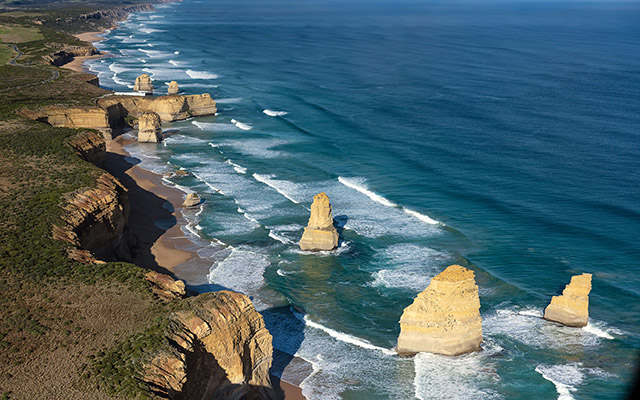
left=137, top=112, right=162, bottom=142
left=182, top=193, right=200, bottom=208
left=42, top=106, right=110, bottom=130
left=299, top=192, right=338, bottom=251
left=97, top=94, right=217, bottom=122
left=145, top=271, right=186, bottom=300
left=65, top=130, right=106, bottom=166
left=142, top=291, right=275, bottom=400
left=134, top=74, right=154, bottom=93
left=168, top=81, right=180, bottom=95
left=52, top=173, right=131, bottom=263
left=77, top=4, right=156, bottom=22
left=397, top=265, right=483, bottom=356
left=43, top=45, right=98, bottom=66
left=544, top=273, right=592, bottom=327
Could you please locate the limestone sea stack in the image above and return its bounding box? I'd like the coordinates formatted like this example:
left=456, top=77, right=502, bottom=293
left=168, top=80, right=179, bottom=94
left=544, top=273, right=592, bottom=327
left=137, top=112, right=162, bottom=142
left=299, top=192, right=339, bottom=251
left=397, top=265, right=483, bottom=356
left=133, top=73, right=154, bottom=93
left=183, top=193, right=200, bottom=208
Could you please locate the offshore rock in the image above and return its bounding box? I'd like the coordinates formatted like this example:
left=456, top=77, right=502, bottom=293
left=182, top=193, right=200, bottom=208
left=142, top=291, right=276, bottom=399
left=145, top=271, right=186, bottom=300
left=133, top=73, right=154, bottom=93
left=544, top=273, right=592, bottom=327
left=168, top=81, right=180, bottom=94
left=397, top=265, right=483, bottom=356
left=137, top=111, right=163, bottom=142
left=299, top=192, right=338, bottom=251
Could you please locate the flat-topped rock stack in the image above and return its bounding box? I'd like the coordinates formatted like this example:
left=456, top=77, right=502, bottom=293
left=182, top=193, right=200, bottom=208
left=397, top=265, right=483, bottom=356
left=168, top=81, right=180, bottom=94
left=544, top=273, right=592, bottom=327
left=133, top=73, right=154, bottom=93
left=299, top=192, right=339, bottom=251
left=137, top=112, right=162, bottom=142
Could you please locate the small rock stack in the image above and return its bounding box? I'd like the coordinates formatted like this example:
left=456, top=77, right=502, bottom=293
left=133, top=73, right=154, bottom=93
left=137, top=112, right=162, bottom=142
left=544, top=273, right=592, bottom=327
left=299, top=192, right=339, bottom=251
left=168, top=81, right=179, bottom=94
left=397, top=265, right=483, bottom=356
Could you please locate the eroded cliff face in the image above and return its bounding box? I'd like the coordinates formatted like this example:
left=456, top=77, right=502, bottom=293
left=397, top=264, right=483, bottom=356
left=65, top=130, right=106, bottom=166
left=43, top=45, right=98, bottom=66
left=52, top=173, right=131, bottom=263
left=43, top=106, right=110, bottom=130
left=138, top=111, right=163, bottom=142
left=544, top=273, right=592, bottom=327
left=97, top=93, right=217, bottom=122
left=143, top=291, right=276, bottom=400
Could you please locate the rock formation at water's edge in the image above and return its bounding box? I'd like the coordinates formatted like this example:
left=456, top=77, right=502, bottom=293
left=544, top=273, right=592, bottom=327
left=397, top=264, right=483, bottom=356
left=299, top=192, right=339, bottom=251
left=137, top=111, right=162, bottom=142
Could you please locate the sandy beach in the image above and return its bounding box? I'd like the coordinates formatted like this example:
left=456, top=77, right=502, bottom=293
left=105, top=135, right=306, bottom=400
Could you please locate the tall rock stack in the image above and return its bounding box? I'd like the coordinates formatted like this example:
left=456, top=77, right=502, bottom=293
left=133, top=73, right=154, bottom=93
left=544, top=273, right=592, bottom=327
left=299, top=192, right=339, bottom=251
left=397, top=265, right=483, bottom=356
left=168, top=81, right=180, bottom=94
left=137, top=112, right=162, bottom=142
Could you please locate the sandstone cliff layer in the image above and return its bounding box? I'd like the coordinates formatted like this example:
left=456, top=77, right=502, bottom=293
left=52, top=173, right=131, bottom=263
left=65, top=130, right=106, bottom=166
left=168, top=81, right=180, bottom=95
left=97, top=93, right=217, bottom=122
left=397, top=265, right=483, bottom=356
left=43, top=45, right=98, bottom=66
left=143, top=291, right=275, bottom=400
left=544, top=273, right=592, bottom=327
left=299, top=192, right=339, bottom=251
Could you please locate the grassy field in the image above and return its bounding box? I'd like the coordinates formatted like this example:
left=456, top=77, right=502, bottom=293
left=0, top=42, right=14, bottom=64
left=0, top=24, right=43, bottom=43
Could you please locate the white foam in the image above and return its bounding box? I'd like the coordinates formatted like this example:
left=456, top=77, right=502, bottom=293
left=403, top=207, right=441, bottom=225
left=215, top=97, right=243, bottom=104
left=108, top=63, right=128, bottom=74
left=263, top=109, right=288, bottom=117
left=162, top=135, right=206, bottom=145
left=297, top=314, right=395, bottom=356
left=252, top=174, right=300, bottom=204
left=233, top=120, right=252, bottom=130
left=269, top=231, right=292, bottom=244
left=338, top=176, right=397, bottom=207
left=139, top=27, right=165, bottom=34
left=414, top=351, right=501, bottom=400
left=582, top=320, right=623, bottom=339
left=168, top=59, right=181, bottom=66
left=174, top=51, right=180, bottom=54
left=192, top=121, right=239, bottom=132
left=225, top=159, right=247, bottom=174
left=186, top=69, right=218, bottom=79
left=535, top=364, right=584, bottom=400
left=370, top=244, right=450, bottom=291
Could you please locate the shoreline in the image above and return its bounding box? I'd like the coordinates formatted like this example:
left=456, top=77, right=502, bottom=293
left=105, top=135, right=306, bottom=400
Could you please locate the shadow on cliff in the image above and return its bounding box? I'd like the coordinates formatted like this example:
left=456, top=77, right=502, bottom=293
left=334, top=214, right=348, bottom=246
left=103, top=150, right=174, bottom=275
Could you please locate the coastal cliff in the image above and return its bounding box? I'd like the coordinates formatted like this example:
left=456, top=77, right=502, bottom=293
left=44, top=45, right=98, bottom=66
left=97, top=93, right=218, bottom=122
left=52, top=172, right=132, bottom=263
left=143, top=291, right=276, bottom=399
left=397, top=265, right=483, bottom=356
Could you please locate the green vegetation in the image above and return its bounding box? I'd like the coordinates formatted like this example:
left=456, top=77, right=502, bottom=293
left=0, top=42, right=14, bottom=63
left=0, top=24, right=43, bottom=43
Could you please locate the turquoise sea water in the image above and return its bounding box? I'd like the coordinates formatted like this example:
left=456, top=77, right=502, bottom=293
left=87, top=1, right=640, bottom=398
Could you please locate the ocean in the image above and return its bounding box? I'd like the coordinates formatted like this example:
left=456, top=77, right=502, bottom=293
left=86, top=0, right=640, bottom=398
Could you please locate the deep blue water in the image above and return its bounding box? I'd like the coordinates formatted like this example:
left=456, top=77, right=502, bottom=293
left=88, top=1, right=640, bottom=398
